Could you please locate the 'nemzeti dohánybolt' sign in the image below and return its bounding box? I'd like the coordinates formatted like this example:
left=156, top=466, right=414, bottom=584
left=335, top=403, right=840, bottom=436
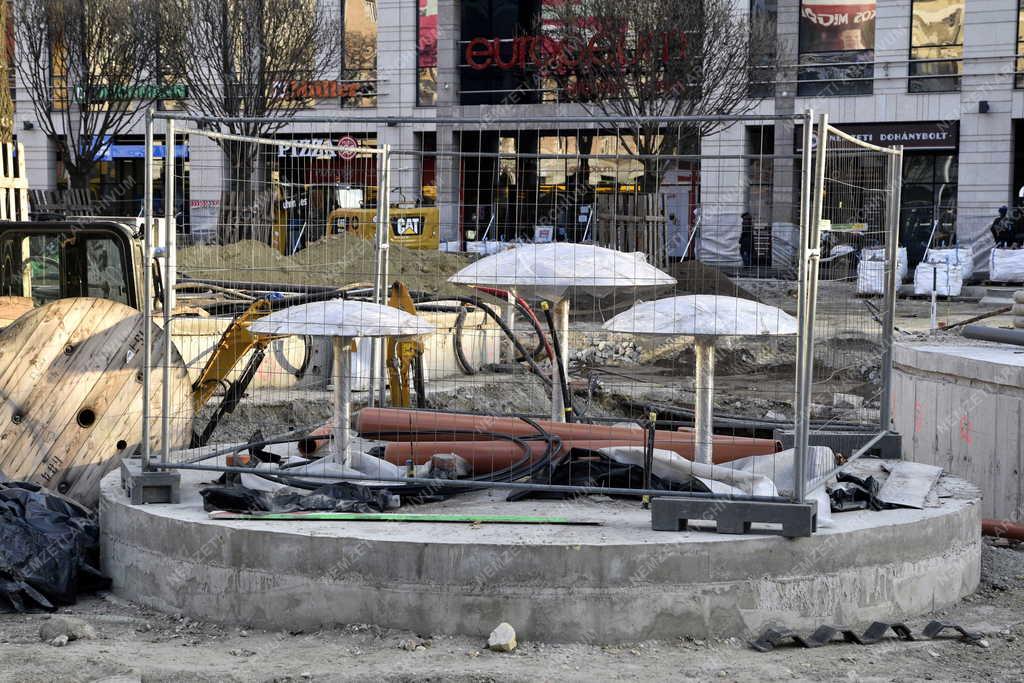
left=795, top=121, right=958, bottom=151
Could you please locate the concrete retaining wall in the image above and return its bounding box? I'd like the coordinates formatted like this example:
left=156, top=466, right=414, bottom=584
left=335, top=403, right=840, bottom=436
left=893, top=342, right=1024, bottom=521
left=100, top=470, right=981, bottom=643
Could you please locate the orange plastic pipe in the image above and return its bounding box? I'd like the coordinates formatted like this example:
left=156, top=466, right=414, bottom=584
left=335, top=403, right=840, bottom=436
left=982, top=519, right=1024, bottom=541
left=382, top=437, right=767, bottom=473
left=356, top=408, right=780, bottom=453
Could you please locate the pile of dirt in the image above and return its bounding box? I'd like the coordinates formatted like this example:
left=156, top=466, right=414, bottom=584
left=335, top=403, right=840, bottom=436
left=178, top=233, right=470, bottom=294
left=667, top=261, right=759, bottom=301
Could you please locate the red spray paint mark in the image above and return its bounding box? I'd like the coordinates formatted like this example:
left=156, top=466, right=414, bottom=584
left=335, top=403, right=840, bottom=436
left=959, top=415, right=972, bottom=445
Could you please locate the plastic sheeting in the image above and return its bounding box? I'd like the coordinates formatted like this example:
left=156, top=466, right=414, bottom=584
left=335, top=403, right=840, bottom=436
left=448, top=243, right=676, bottom=301
left=695, top=211, right=743, bottom=267
left=602, top=294, right=798, bottom=337
left=0, top=482, right=109, bottom=612
left=599, top=446, right=834, bottom=528
left=249, top=300, right=435, bottom=338
left=771, top=223, right=800, bottom=273
left=989, top=249, right=1024, bottom=283
left=925, top=247, right=974, bottom=281
left=913, top=262, right=963, bottom=297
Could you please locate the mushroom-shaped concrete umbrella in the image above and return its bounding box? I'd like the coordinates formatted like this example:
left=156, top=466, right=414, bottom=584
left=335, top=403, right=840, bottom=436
left=250, top=300, right=435, bottom=466
left=603, top=295, right=798, bottom=465
left=448, top=243, right=675, bottom=422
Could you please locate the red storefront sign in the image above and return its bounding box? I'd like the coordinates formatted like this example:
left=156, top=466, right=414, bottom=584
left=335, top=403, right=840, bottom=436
left=464, top=30, right=688, bottom=73
left=280, top=80, right=366, bottom=100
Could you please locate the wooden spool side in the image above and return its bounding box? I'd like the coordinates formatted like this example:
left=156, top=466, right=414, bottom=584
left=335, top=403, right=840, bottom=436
left=0, top=297, right=192, bottom=506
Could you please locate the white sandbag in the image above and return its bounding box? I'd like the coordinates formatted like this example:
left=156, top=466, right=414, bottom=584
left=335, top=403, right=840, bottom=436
left=856, top=260, right=887, bottom=295
left=914, top=262, right=963, bottom=297
left=861, top=246, right=908, bottom=281
left=925, top=247, right=974, bottom=281
left=989, top=249, right=1024, bottom=283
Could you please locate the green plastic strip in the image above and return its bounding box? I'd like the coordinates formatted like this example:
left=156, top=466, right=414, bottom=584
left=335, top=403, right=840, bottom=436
left=208, top=511, right=601, bottom=525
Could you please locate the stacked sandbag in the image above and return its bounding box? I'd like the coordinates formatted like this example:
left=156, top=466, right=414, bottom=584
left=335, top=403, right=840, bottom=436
left=914, top=261, right=963, bottom=297
left=990, top=249, right=1024, bottom=283
left=857, top=246, right=908, bottom=295
left=925, top=247, right=974, bottom=281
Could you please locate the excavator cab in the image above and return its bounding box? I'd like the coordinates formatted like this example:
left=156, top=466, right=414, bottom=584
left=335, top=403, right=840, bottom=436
left=0, top=220, right=144, bottom=314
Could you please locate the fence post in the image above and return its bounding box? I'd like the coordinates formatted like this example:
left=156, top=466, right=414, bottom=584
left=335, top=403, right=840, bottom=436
left=369, top=144, right=392, bottom=407
left=142, top=108, right=154, bottom=470
left=161, top=116, right=177, bottom=465
left=880, top=146, right=904, bottom=431
left=794, top=110, right=827, bottom=504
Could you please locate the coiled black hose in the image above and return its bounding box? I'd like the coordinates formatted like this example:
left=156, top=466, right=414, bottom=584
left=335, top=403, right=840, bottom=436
left=411, top=296, right=552, bottom=388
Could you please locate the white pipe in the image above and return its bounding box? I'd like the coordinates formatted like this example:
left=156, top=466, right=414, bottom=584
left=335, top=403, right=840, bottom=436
left=694, top=336, right=716, bottom=465
left=554, top=298, right=571, bottom=423
left=331, top=337, right=352, bottom=467
left=504, top=288, right=517, bottom=364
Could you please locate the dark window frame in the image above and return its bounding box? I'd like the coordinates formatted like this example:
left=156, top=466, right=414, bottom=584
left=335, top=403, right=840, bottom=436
left=908, top=0, right=965, bottom=93
left=796, top=1, right=875, bottom=97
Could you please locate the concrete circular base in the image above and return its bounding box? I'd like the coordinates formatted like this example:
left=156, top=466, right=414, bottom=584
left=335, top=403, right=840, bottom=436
left=100, top=468, right=981, bottom=643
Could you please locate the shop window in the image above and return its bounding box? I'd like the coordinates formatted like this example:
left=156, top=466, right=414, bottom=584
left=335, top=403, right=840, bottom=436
left=417, top=0, right=437, bottom=106
left=797, top=0, right=875, bottom=97
left=909, top=0, right=964, bottom=93
left=746, top=126, right=773, bottom=224
left=458, top=0, right=542, bottom=106
left=900, top=153, right=957, bottom=250
left=749, top=0, right=777, bottom=98
left=418, top=131, right=437, bottom=205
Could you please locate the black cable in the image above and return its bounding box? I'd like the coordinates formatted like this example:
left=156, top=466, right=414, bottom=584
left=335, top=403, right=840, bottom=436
left=415, top=294, right=549, bottom=366
left=412, top=295, right=552, bottom=388
left=540, top=301, right=574, bottom=423
left=452, top=307, right=477, bottom=375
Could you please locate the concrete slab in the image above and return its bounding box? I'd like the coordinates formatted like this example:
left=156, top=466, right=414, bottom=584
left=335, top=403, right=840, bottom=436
left=893, top=341, right=1024, bottom=520
left=100, top=467, right=981, bottom=643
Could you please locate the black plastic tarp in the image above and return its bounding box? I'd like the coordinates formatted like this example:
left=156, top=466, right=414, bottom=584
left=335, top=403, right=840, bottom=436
left=0, top=481, right=110, bottom=612
left=199, top=482, right=395, bottom=514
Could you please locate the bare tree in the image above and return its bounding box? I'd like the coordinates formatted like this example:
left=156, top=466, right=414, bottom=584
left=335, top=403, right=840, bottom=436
left=0, top=1, right=13, bottom=145
left=14, top=0, right=159, bottom=189
left=160, top=0, right=341, bottom=228
left=544, top=0, right=778, bottom=185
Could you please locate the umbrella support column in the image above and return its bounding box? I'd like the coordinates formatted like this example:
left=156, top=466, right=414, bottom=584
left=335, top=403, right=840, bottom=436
left=694, top=337, right=715, bottom=465
left=330, top=337, right=353, bottom=467
left=550, top=299, right=571, bottom=423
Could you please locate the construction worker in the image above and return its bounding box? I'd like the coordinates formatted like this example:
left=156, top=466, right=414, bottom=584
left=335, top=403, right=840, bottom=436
left=990, top=205, right=1015, bottom=246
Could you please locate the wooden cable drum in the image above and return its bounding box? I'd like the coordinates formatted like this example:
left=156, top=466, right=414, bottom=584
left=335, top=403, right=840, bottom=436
left=0, top=297, right=192, bottom=506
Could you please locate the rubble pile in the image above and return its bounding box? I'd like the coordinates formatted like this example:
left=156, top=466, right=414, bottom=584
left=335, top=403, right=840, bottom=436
left=573, top=340, right=643, bottom=366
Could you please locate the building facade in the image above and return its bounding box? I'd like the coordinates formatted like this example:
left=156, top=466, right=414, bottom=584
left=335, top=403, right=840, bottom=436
left=9, top=1, right=1024, bottom=270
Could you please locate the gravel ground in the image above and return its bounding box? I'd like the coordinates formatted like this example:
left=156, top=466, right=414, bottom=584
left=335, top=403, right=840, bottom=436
left=2, top=540, right=1022, bottom=683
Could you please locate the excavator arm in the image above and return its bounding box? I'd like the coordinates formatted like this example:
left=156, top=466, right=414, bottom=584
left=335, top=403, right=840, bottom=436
left=192, top=298, right=275, bottom=413
left=386, top=281, right=425, bottom=408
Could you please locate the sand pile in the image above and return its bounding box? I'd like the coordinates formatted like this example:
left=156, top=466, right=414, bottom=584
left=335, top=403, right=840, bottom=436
left=178, top=233, right=470, bottom=294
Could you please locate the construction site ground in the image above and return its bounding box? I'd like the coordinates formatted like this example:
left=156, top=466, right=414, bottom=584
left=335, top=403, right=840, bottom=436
left=0, top=540, right=1021, bottom=682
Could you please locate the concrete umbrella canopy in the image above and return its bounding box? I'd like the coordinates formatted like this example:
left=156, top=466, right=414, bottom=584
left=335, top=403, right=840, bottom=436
left=603, top=295, right=798, bottom=464
left=448, top=243, right=675, bottom=422
left=250, top=300, right=435, bottom=466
